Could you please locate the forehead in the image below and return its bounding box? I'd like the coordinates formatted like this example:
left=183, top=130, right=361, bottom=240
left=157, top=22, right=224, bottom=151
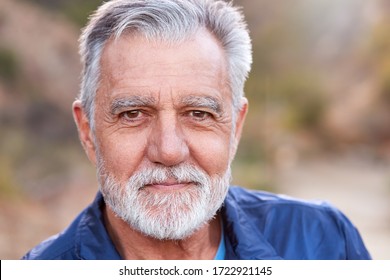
left=97, top=29, right=230, bottom=102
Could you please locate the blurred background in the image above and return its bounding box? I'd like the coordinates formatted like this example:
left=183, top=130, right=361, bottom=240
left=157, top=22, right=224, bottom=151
left=0, top=0, right=389, bottom=259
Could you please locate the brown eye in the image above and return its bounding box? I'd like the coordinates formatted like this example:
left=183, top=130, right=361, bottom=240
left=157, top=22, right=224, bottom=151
left=121, top=110, right=142, bottom=120
left=190, top=110, right=211, bottom=120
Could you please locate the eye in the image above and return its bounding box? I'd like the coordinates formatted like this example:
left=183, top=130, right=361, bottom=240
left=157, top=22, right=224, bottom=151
left=189, top=110, right=212, bottom=120
left=120, top=110, right=143, bottom=121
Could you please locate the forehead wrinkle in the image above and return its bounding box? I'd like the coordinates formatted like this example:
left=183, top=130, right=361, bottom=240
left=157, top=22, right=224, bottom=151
left=110, top=95, right=156, bottom=114
left=180, top=95, right=222, bottom=114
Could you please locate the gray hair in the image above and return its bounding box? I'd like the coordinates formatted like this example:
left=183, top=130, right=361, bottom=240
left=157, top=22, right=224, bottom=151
left=78, top=0, right=252, bottom=129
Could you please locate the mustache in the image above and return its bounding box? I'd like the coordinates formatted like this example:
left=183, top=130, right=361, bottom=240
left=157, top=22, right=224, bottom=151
left=126, top=164, right=210, bottom=189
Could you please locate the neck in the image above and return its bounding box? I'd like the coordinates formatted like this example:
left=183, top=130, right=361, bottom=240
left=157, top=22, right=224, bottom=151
left=103, top=205, right=222, bottom=260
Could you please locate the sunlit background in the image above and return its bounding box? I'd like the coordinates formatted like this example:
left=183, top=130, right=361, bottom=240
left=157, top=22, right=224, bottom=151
left=0, top=0, right=389, bottom=259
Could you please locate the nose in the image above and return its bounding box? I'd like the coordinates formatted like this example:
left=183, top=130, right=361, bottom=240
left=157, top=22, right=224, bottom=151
left=147, top=113, right=189, bottom=167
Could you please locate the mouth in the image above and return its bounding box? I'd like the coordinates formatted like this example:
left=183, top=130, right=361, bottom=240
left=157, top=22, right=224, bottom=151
left=144, top=179, right=195, bottom=191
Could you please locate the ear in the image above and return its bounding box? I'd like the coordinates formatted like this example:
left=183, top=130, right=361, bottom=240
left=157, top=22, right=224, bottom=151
left=72, top=100, right=97, bottom=165
left=230, top=97, right=248, bottom=160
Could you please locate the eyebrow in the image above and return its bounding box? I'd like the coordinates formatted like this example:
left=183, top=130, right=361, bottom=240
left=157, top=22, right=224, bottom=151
left=180, top=95, right=222, bottom=114
left=110, top=96, right=156, bottom=115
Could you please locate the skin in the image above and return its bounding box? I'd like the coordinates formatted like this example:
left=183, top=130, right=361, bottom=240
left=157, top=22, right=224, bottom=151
left=73, top=29, right=248, bottom=259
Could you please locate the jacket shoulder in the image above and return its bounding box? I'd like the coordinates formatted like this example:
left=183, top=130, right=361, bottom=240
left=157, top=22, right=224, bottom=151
left=226, top=186, right=357, bottom=230
left=224, top=186, right=371, bottom=259
left=227, top=186, right=341, bottom=214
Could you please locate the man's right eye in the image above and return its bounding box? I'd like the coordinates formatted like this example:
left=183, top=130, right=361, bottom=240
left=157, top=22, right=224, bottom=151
left=120, top=110, right=143, bottom=121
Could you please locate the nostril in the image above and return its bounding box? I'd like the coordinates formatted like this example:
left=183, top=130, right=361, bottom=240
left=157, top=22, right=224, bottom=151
left=147, top=124, right=190, bottom=167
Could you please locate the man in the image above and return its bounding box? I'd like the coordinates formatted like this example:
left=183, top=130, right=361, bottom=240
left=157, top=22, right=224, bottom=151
left=23, top=0, right=370, bottom=260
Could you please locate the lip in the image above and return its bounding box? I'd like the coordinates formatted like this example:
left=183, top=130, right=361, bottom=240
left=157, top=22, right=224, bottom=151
left=145, top=181, right=193, bottom=191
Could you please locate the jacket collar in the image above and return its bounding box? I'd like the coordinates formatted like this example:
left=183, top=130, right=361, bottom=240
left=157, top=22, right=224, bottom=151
left=222, top=190, right=283, bottom=260
left=75, top=192, right=122, bottom=259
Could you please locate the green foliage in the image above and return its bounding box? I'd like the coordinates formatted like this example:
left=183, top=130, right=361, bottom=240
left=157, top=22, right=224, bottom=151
left=0, top=158, right=20, bottom=197
left=0, top=48, right=18, bottom=83
left=379, top=63, right=390, bottom=105
left=231, top=160, right=276, bottom=192
left=62, top=0, right=103, bottom=27
left=0, top=128, right=26, bottom=197
left=246, top=72, right=326, bottom=132
left=22, top=0, right=102, bottom=27
left=275, top=74, right=326, bottom=131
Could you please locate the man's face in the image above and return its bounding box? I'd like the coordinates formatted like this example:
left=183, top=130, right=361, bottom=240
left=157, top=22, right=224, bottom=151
left=74, top=29, right=247, bottom=239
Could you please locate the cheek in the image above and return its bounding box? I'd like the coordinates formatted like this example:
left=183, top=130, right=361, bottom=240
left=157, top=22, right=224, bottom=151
left=96, top=133, right=147, bottom=182
left=187, top=133, right=232, bottom=175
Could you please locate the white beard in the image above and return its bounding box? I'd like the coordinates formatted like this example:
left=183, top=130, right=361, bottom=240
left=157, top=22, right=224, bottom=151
left=98, top=163, right=231, bottom=240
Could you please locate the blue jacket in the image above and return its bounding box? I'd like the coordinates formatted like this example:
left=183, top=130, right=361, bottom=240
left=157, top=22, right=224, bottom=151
left=22, top=186, right=371, bottom=259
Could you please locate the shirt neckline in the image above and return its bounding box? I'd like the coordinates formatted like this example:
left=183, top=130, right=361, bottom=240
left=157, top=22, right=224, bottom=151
left=213, top=219, right=226, bottom=260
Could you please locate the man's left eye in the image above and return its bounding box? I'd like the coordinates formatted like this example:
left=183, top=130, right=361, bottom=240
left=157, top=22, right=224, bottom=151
left=189, top=110, right=211, bottom=120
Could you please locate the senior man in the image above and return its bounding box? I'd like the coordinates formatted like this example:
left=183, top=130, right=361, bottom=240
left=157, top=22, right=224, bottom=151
left=23, top=0, right=370, bottom=260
